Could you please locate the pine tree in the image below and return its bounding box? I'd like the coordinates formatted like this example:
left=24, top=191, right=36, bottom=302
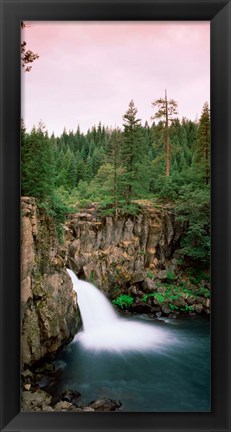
left=21, top=122, right=54, bottom=201
left=107, top=129, right=122, bottom=216
left=194, top=102, right=210, bottom=184
left=151, top=90, right=178, bottom=176
left=121, top=100, right=143, bottom=204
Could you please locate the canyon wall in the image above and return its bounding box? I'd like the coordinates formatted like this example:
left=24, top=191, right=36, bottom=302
left=21, top=197, right=80, bottom=368
left=64, top=203, right=184, bottom=295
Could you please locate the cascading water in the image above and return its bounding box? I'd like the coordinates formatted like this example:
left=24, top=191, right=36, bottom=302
left=67, top=268, right=176, bottom=352
left=51, top=269, right=210, bottom=411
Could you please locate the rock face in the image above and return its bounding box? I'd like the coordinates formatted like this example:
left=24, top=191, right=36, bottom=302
left=21, top=197, right=80, bottom=368
left=65, top=204, right=183, bottom=295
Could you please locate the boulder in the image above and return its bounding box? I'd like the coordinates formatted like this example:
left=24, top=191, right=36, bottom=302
left=162, top=305, right=171, bottom=315
left=61, top=389, right=81, bottom=407
left=128, top=285, right=139, bottom=296
left=194, top=304, right=203, bottom=314
left=156, top=285, right=167, bottom=294
left=54, top=401, right=73, bottom=411
left=142, top=278, right=156, bottom=292
left=87, top=397, right=122, bottom=412
left=130, top=302, right=152, bottom=314
left=130, top=271, right=146, bottom=284
left=21, top=389, right=52, bottom=411
left=186, top=296, right=195, bottom=305
left=174, top=297, right=186, bottom=308
left=196, top=296, right=206, bottom=305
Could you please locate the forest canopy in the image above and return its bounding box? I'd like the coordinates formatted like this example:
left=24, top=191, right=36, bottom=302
left=21, top=99, right=210, bottom=265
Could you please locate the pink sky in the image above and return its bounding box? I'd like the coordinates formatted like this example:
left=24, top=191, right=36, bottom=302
left=21, top=21, right=210, bottom=136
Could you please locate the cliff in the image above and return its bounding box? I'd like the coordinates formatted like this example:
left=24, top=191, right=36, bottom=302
left=21, top=197, right=80, bottom=368
left=64, top=204, right=210, bottom=316
left=65, top=203, right=184, bottom=294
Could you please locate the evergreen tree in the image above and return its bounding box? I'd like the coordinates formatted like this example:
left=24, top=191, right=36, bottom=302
left=194, top=102, right=210, bottom=184
left=107, top=129, right=122, bottom=216
left=21, top=122, right=54, bottom=201
left=121, top=100, right=143, bottom=204
left=151, top=90, right=178, bottom=176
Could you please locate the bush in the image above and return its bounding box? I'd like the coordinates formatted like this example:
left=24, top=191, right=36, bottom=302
left=112, top=294, right=134, bottom=309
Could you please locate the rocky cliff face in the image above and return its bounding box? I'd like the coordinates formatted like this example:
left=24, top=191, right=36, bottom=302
left=21, top=197, right=80, bottom=368
left=64, top=204, right=210, bottom=316
left=64, top=204, right=184, bottom=295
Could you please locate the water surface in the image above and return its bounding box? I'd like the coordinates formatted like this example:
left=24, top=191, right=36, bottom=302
left=54, top=316, right=210, bottom=412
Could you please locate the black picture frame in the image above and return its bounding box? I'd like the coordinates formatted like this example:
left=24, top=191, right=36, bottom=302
left=0, top=0, right=230, bottom=431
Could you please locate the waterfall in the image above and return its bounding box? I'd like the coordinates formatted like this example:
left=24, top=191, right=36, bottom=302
left=67, top=268, right=174, bottom=352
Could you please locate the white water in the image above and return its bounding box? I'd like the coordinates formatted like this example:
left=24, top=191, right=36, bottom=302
left=67, top=268, right=176, bottom=352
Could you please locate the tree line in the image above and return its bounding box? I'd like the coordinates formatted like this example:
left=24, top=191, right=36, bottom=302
left=21, top=97, right=210, bottom=265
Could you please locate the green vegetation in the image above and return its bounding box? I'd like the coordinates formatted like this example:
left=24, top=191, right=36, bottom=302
left=21, top=98, right=210, bottom=264
left=112, top=295, right=134, bottom=309
left=166, top=271, right=176, bottom=281
left=142, top=293, right=165, bottom=303
left=142, top=279, right=210, bottom=313
left=146, top=271, right=154, bottom=279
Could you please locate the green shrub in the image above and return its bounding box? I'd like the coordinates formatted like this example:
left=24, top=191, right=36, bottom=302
left=112, top=294, right=134, bottom=309
left=142, top=292, right=165, bottom=303
left=169, top=304, right=179, bottom=311
left=166, top=271, right=176, bottom=281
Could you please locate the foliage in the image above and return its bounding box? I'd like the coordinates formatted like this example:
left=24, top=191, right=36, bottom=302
left=142, top=278, right=210, bottom=311
left=176, top=187, right=210, bottom=264
left=21, top=22, right=39, bottom=72
left=166, top=271, right=176, bottom=281
left=21, top=98, right=210, bottom=267
left=112, top=294, right=134, bottom=309
left=146, top=271, right=154, bottom=279
left=142, top=293, right=165, bottom=303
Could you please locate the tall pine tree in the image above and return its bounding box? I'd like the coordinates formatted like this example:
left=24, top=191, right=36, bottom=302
left=121, top=100, right=143, bottom=204
left=194, top=102, right=210, bottom=184
left=21, top=122, right=54, bottom=201
left=151, top=90, right=178, bottom=176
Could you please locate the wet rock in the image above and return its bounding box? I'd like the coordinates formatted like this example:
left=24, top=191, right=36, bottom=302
left=81, top=407, right=95, bottom=412
left=87, top=397, right=122, bottom=412
left=152, top=306, right=161, bottom=312
left=54, top=401, right=73, bottom=411
left=155, top=311, right=162, bottom=318
left=147, top=296, right=153, bottom=306
left=194, top=304, right=203, bottom=314
left=130, top=302, right=152, bottom=314
left=162, top=305, right=171, bottom=315
left=61, top=389, right=81, bottom=407
left=21, top=389, right=52, bottom=411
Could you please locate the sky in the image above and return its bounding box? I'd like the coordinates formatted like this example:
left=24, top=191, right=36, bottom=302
left=21, top=21, right=210, bottom=136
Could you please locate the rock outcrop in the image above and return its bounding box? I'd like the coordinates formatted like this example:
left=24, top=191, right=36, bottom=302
left=64, top=204, right=183, bottom=295
left=21, top=197, right=80, bottom=368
